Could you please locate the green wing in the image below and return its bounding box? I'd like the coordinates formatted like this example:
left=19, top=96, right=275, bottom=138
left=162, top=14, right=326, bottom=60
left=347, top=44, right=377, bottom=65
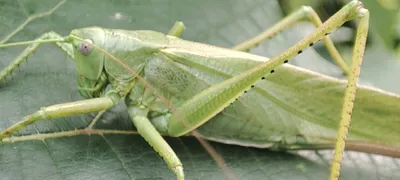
left=145, top=36, right=400, bottom=149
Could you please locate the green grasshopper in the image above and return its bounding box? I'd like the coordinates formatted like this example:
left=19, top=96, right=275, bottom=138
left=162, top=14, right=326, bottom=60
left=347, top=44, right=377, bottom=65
left=0, top=1, right=399, bottom=179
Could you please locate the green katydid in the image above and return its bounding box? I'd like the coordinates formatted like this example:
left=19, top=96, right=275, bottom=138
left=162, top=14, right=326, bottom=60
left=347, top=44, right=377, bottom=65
left=0, top=1, right=399, bottom=179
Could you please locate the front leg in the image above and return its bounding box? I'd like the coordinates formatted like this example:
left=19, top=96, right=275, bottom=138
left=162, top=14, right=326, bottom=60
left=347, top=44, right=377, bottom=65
left=0, top=93, right=120, bottom=140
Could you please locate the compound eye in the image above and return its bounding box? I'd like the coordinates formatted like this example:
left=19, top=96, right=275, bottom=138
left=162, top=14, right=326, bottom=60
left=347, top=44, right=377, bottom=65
left=79, top=39, right=93, bottom=55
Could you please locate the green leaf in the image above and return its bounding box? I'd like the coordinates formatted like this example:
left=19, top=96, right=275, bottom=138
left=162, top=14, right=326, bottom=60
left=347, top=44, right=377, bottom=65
left=0, top=0, right=399, bottom=179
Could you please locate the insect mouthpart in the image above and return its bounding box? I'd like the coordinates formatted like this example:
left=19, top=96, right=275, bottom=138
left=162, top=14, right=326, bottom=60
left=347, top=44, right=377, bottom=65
left=76, top=74, right=107, bottom=99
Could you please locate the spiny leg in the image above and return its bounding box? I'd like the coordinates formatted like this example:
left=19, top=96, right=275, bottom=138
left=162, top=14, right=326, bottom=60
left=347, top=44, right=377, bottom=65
left=0, top=93, right=120, bottom=140
left=165, top=4, right=368, bottom=180
left=232, top=3, right=369, bottom=179
left=232, top=5, right=350, bottom=75
left=330, top=4, right=369, bottom=180
left=0, top=31, right=72, bottom=82
left=164, top=2, right=368, bottom=180
left=167, top=1, right=366, bottom=138
left=127, top=105, right=184, bottom=180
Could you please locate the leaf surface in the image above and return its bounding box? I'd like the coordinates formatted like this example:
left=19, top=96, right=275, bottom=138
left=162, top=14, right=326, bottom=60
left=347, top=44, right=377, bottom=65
left=0, top=0, right=399, bottom=179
